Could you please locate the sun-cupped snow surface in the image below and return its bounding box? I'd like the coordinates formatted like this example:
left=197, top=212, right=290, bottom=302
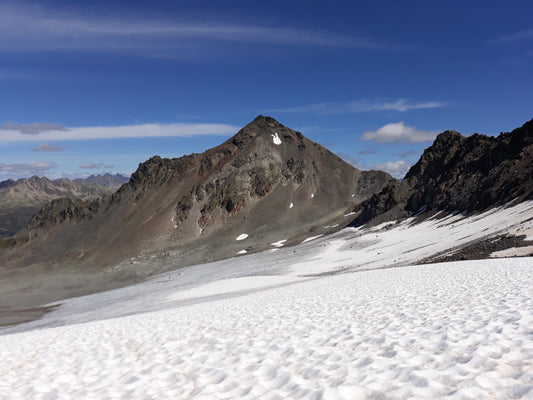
left=272, top=132, right=282, bottom=145
left=1, top=258, right=532, bottom=399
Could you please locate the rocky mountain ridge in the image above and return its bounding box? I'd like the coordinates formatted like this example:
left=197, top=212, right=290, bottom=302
left=0, top=175, right=118, bottom=237
left=350, top=118, right=533, bottom=226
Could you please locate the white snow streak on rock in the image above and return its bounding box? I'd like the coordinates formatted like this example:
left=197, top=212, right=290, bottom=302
left=491, top=246, right=533, bottom=258
left=236, top=234, right=248, bottom=241
left=302, top=234, right=323, bottom=243
left=290, top=202, right=294, bottom=209
left=237, top=250, right=247, bottom=255
left=1, top=259, right=532, bottom=399
left=324, top=224, right=339, bottom=229
left=311, top=193, right=315, bottom=198
left=272, top=132, right=282, bottom=145
left=270, top=239, right=287, bottom=248
left=344, top=212, right=356, bottom=217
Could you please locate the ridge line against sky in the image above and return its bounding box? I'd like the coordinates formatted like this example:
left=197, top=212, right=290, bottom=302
left=1, top=1, right=532, bottom=180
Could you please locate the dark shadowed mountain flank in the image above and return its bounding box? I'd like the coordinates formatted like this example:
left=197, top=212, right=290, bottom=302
left=1, top=116, right=393, bottom=277
left=0, top=176, right=115, bottom=237
left=350, top=117, right=533, bottom=226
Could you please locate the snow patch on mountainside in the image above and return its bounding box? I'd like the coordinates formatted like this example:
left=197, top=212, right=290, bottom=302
left=288, top=200, right=533, bottom=276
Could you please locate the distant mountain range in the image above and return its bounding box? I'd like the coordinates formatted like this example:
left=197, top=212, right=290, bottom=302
left=0, top=174, right=129, bottom=237
left=74, top=173, right=130, bottom=189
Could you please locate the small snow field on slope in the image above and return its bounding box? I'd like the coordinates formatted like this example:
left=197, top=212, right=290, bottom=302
left=0, top=258, right=532, bottom=399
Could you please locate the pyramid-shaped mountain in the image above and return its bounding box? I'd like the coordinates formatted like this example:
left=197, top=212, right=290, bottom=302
left=2, top=116, right=393, bottom=279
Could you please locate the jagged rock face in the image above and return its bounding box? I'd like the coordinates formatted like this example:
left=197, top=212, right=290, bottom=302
left=2, top=116, right=393, bottom=271
left=351, top=118, right=533, bottom=226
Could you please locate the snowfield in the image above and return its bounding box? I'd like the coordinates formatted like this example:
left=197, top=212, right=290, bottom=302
left=1, top=202, right=533, bottom=399
left=1, top=258, right=532, bottom=399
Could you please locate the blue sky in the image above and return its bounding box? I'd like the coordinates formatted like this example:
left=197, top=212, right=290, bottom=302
left=0, top=0, right=532, bottom=180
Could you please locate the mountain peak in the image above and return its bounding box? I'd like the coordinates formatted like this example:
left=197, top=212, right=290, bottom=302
left=229, top=115, right=305, bottom=149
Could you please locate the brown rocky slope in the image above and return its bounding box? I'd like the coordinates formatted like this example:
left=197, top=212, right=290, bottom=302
left=1, top=116, right=393, bottom=276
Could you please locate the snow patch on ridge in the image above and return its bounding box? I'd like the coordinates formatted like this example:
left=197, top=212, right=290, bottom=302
left=272, top=132, right=282, bottom=145
left=236, top=234, right=248, bottom=241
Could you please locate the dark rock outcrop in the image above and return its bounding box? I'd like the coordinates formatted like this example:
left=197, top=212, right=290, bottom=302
left=351, top=118, right=533, bottom=226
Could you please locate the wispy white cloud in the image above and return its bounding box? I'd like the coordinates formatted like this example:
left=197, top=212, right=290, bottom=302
left=33, top=143, right=65, bottom=152
left=270, top=99, right=445, bottom=114
left=361, top=122, right=438, bottom=143
left=80, top=163, right=104, bottom=170
left=0, top=4, right=378, bottom=56
left=0, top=162, right=57, bottom=177
left=372, top=160, right=412, bottom=179
left=78, top=162, right=113, bottom=170
left=489, top=28, right=533, bottom=46
left=0, top=122, right=239, bottom=142
left=2, top=122, right=65, bottom=135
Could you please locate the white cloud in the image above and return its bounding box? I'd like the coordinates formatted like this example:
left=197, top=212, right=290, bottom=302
left=346, top=99, right=443, bottom=112
left=33, top=143, right=65, bottom=152
left=2, top=122, right=65, bottom=135
left=270, top=99, right=445, bottom=114
left=372, top=160, right=412, bottom=179
left=79, top=163, right=104, bottom=170
left=489, top=28, right=533, bottom=46
left=361, top=122, right=438, bottom=143
left=0, top=162, right=57, bottom=178
left=0, top=4, right=377, bottom=56
left=0, top=122, right=239, bottom=142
